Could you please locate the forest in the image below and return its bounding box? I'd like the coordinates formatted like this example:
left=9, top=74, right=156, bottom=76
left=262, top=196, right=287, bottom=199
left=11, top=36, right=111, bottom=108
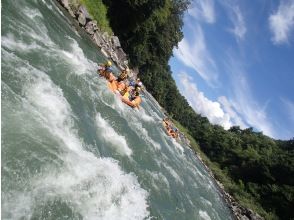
left=82, top=0, right=294, bottom=219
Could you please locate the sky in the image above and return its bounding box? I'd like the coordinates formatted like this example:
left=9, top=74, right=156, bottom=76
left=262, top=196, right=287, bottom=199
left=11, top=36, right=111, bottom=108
left=169, top=0, right=294, bottom=140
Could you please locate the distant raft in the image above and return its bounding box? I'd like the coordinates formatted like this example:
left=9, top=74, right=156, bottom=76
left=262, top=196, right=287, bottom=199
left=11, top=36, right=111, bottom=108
left=162, top=118, right=179, bottom=139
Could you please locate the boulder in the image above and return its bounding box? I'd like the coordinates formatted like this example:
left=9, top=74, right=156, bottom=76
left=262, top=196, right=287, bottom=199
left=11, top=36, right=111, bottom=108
left=93, top=32, right=105, bottom=47
left=110, top=52, right=119, bottom=64
left=248, top=209, right=263, bottom=220
left=115, top=47, right=127, bottom=61
left=68, top=8, right=76, bottom=18
left=240, top=216, right=250, bottom=220
left=59, top=0, right=76, bottom=18
left=85, top=21, right=98, bottom=35
left=59, top=0, right=69, bottom=9
left=101, top=47, right=110, bottom=58
left=78, top=12, right=86, bottom=26
left=102, top=32, right=110, bottom=43
left=78, top=5, right=92, bottom=20
left=68, top=1, right=80, bottom=17
left=111, top=36, right=121, bottom=48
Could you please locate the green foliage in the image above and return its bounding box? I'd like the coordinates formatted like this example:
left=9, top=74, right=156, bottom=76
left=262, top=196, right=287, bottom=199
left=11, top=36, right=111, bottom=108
left=80, top=0, right=112, bottom=33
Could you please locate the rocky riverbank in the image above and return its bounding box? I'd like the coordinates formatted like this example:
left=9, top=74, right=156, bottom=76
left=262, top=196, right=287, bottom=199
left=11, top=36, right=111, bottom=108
left=56, top=0, right=138, bottom=77
left=54, top=1, right=264, bottom=219
left=193, top=152, right=263, bottom=220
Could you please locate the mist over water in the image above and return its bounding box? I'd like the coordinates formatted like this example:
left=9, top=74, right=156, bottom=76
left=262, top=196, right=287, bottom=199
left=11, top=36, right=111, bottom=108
left=1, top=0, right=232, bottom=219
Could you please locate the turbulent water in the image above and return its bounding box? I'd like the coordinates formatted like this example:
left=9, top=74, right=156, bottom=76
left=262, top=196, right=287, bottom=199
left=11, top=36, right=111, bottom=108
left=1, top=0, right=233, bottom=219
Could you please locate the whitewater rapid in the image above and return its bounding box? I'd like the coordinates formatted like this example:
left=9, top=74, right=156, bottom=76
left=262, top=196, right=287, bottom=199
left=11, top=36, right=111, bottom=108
left=1, top=0, right=232, bottom=219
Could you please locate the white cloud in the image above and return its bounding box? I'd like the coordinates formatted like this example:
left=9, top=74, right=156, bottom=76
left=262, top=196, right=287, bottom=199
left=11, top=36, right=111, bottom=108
left=269, top=0, right=294, bottom=44
left=228, top=6, right=247, bottom=40
left=224, top=54, right=276, bottom=137
left=188, top=0, right=215, bottom=24
left=218, top=96, right=248, bottom=128
left=173, top=25, right=218, bottom=86
left=178, top=72, right=233, bottom=129
left=176, top=69, right=277, bottom=138
left=218, top=0, right=247, bottom=40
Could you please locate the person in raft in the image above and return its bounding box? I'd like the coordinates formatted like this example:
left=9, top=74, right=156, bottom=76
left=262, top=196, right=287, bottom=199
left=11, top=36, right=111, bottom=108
left=121, top=84, right=142, bottom=109
left=115, top=68, right=130, bottom=93
left=97, top=60, right=113, bottom=78
left=118, top=68, right=129, bottom=82
left=163, top=117, right=170, bottom=126
left=107, top=67, right=130, bottom=93
left=129, top=77, right=143, bottom=88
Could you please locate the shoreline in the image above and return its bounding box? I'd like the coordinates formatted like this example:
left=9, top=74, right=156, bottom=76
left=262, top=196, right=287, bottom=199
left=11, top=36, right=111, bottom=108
left=54, top=1, right=263, bottom=219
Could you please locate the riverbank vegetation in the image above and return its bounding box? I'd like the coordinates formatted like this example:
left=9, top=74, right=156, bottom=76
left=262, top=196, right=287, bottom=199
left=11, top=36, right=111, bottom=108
left=79, top=0, right=112, bottom=33
left=80, top=0, right=293, bottom=219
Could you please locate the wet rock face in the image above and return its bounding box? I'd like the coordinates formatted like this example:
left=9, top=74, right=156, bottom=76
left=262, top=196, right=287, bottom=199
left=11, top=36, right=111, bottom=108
left=56, top=0, right=129, bottom=70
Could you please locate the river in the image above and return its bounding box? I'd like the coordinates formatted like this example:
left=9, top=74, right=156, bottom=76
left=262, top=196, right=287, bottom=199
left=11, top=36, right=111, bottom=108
left=1, top=0, right=233, bottom=219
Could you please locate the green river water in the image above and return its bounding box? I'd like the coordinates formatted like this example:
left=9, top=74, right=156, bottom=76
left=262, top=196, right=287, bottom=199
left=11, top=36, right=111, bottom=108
left=1, top=0, right=233, bottom=219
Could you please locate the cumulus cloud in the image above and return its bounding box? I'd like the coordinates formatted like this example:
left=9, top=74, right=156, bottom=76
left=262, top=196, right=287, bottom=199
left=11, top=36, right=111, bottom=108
left=178, top=72, right=233, bottom=129
left=269, top=0, right=294, bottom=44
left=173, top=25, right=218, bottom=86
left=188, top=0, right=215, bottom=24
left=176, top=69, right=277, bottom=138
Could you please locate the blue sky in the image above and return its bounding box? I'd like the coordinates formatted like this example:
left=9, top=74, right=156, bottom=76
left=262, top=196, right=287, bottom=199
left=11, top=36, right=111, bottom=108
left=169, top=0, right=294, bottom=140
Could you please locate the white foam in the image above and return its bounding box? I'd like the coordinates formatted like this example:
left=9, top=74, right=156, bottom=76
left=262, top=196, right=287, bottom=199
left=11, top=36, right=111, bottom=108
left=186, top=194, right=196, bottom=207
left=199, top=210, right=211, bottom=220
left=164, top=164, right=184, bottom=185
left=34, top=157, right=149, bottom=220
left=200, top=197, right=212, bottom=207
left=2, top=17, right=54, bottom=53
left=25, top=73, right=148, bottom=219
left=146, top=170, right=170, bottom=192
left=24, top=75, right=82, bottom=154
left=4, top=156, right=149, bottom=220
left=2, top=191, right=34, bottom=220
left=61, top=37, right=97, bottom=75
left=22, top=7, right=54, bottom=46
left=96, top=89, right=157, bottom=146
left=23, top=7, right=43, bottom=19
left=107, top=99, right=162, bottom=150
left=2, top=33, right=42, bottom=51
left=40, top=0, right=53, bottom=10
left=95, top=113, right=132, bottom=156
left=138, top=125, right=161, bottom=150
left=2, top=56, right=149, bottom=219
left=3, top=11, right=92, bottom=72
left=172, top=139, right=185, bottom=155
left=136, top=108, right=154, bottom=122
